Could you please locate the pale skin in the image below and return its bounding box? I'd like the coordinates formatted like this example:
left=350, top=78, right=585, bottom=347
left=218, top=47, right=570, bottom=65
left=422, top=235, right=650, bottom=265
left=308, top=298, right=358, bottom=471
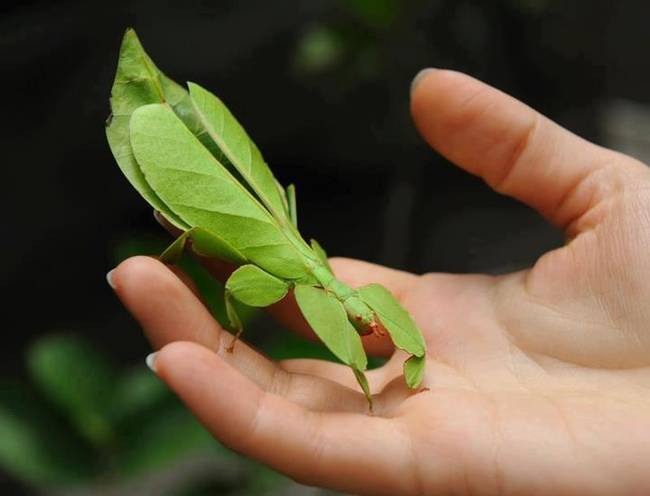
left=108, top=70, right=650, bottom=495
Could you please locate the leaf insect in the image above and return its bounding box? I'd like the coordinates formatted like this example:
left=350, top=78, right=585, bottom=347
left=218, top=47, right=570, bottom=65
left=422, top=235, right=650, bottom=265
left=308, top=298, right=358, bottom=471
left=106, top=29, right=427, bottom=409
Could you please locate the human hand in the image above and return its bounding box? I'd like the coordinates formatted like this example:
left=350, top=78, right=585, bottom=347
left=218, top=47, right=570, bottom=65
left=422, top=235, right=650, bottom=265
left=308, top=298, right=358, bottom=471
left=109, top=69, right=650, bottom=495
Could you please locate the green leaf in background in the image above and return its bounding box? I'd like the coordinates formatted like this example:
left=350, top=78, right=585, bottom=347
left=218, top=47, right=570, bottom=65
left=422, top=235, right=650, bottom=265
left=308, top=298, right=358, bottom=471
left=110, top=367, right=169, bottom=423
left=293, top=25, right=344, bottom=74
left=244, top=462, right=295, bottom=494
left=0, top=381, right=96, bottom=487
left=117, top=406, right=225, bottom=477
left=26, top=334, right=116, bottom=446
left=346, top=0, right=400, bottom=28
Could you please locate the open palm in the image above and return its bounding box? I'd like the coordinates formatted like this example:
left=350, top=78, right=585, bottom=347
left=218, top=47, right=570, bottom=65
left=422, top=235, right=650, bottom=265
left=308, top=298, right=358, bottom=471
left=110, top=70, right=650, bottom=495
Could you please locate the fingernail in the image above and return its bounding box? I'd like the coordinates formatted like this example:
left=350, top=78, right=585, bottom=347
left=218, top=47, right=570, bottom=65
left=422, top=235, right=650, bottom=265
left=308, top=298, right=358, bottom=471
left=146, top=352, right=158, bottom=373
left=106, top=269, right=116, bottom=289
left=410, top=68, right=436, bottom=95
left=153, top=209, right=165, bottom=227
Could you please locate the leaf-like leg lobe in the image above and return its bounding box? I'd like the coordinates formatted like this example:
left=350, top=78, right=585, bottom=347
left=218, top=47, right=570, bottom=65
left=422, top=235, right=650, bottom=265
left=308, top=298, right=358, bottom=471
left=159, top=226, right=247, bottom=266
left=225, top=265, right=289, bottom=307
left=294, top=285, right=373, bottom=408
left=224, top=291, right=243, bottom=353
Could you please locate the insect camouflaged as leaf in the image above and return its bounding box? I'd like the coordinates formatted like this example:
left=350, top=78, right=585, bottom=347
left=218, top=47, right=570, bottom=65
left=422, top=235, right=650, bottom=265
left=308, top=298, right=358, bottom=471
left=106, top=29, right=428, bottom=407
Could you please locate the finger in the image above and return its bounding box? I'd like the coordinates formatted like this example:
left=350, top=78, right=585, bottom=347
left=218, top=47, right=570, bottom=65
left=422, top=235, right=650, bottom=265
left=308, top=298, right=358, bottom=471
left=166, top=265, right=202, bottom=299
left=280, top=357, right=409, bottom=399
left=111, top=256, right=367, bottom=411
left=112, top=256, right=221, bottom=350
left=280, top=358, right=394, bottom=390
left=410, top=69, right=648, bottom=234
left=281, top=358, right=358, bottom=387
left=154, top=341, right=419, bottom=495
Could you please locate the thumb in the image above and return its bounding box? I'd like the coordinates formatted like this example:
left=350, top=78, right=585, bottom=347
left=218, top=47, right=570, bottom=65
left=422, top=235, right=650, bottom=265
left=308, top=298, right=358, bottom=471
left=410, top=69, right=647, bottom=236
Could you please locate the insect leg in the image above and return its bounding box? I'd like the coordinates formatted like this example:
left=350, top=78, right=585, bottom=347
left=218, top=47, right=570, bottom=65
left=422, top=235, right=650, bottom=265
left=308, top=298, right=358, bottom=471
left=159, top=229, right=193, bottom=265
left=294, top=284, right=373, bottom=410
left=159, top=227, right=247, bottom=265
left=287, top=184, right=297, bottom=227
left=224, top=290, right=244, bottom=353
left=310, top=238, right=332, bottom=272
left=223, top=265, right=289, bottom=352
left=352, top=368, right=373, bottom=414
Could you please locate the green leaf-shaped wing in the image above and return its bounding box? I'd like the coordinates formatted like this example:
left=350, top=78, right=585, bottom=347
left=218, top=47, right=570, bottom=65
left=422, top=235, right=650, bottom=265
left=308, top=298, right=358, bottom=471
left=129, top=103, right=312, bottom=280
left=188, top=82, right=290, bottom=221
left=107, top=29, right=293, bottom=231
left=358, top=283, right=426, bottom=357
left=310, top=238, right=332, bottom=272
left=106, top=28, right=190, bottom=229
left=27, top=334, right=116, bottom=445
left=107, top=29, right=187, bottom=117
left=0, top=381, right=96, bottom=486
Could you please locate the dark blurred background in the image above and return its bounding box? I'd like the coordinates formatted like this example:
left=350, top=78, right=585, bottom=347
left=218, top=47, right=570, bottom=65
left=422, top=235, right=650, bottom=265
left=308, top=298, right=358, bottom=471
left=2, top=0, right=650, bottom=494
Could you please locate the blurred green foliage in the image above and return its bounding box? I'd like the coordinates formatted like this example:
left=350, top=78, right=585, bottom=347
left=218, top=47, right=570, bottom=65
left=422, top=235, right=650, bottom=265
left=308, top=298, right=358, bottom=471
left=28, top=335, right=116, bottom=446
left=293, top=0, right=404, bottom=80
left=508, top=0, right=557, bottom=14
left=0, top=379, right=95, bottom=486
left=0, top=333, right=218, bottom=490
left=0, top=332, right=305, bottom=494
left=347, top=0, right=401, bottom=28
left=293, top=25, right=344, bottom=74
